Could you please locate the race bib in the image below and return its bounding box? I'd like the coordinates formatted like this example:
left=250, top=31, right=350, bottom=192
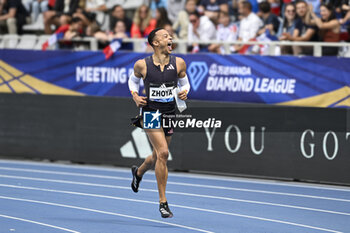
left=149, top=83, right=175, bottom=102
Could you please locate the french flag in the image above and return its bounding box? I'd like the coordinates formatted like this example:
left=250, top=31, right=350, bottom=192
left=42, top=32, right=64, bottom=51
left=255, top=29, right=278, bottom=55
left=103, top=39, right=122, bottom=60
left=240, top=30, right=278, bottom=55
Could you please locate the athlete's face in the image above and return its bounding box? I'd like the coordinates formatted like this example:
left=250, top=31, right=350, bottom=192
left=154, top=29, right=173, bottom=54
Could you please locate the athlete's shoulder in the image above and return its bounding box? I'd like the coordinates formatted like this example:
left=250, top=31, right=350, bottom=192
left=134, top=58, right=146, bottom=69
left=175, top=56, right=186, bottom=71
left=175, top=56, right=186, bottom=64
left=134, top=58, right=147, bottom=78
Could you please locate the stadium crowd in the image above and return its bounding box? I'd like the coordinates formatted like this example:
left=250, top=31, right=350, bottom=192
left=0, top=0, right=349, bottom=55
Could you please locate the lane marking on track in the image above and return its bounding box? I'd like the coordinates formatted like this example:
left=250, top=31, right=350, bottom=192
left=0, top=214, right=80, bottom=233
left=0, top=167, right=349, bottom=203
left=1, top=160, right=349, bottom=192
left=0, top=184, right=344, bottom=233
left=0, top=195, right=213, bottom=233
left=1, top=175, right=350, bottom=216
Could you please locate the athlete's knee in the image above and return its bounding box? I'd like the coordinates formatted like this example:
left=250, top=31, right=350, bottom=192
left=157, top=149, right=169, bottom=162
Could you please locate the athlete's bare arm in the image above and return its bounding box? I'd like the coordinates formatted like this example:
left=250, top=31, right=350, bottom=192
left=132, top=59, right=147, bottom=107
left=176, top=57, right=188, bottom=100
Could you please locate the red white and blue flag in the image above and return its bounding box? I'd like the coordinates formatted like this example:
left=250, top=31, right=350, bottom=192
left=255, top=29, right=279, bottom=55
left=42, top=32, right=64, bottom=51
left=103, top=39, right=122, bottom=60
left=240, top=29, right=278, bottom=55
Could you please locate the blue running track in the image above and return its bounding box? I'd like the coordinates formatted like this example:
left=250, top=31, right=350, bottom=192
left=0, top=159, right=349, bottom=233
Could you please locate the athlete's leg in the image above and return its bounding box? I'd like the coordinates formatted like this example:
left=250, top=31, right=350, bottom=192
left=145, top=128, right=170, bottom=203
left=137, top=150, right=156, bottom=177
left=137, top=136, right=171, bottom=177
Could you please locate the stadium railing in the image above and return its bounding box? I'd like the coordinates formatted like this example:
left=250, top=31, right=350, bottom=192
left=1, top=34, right=350, bottom=57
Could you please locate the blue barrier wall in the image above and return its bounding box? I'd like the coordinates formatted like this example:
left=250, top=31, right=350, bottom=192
left=0, top=49, right=349, bottom=107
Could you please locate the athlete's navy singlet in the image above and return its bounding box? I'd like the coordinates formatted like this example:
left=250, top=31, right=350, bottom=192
left=143, top=55, right=178, bottom=113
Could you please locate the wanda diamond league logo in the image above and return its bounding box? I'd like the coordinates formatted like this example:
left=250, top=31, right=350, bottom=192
left=187, top=61, right=208, bottom=91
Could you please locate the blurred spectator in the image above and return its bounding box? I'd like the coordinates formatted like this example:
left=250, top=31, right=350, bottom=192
left=278, top=3, right=297, bottom=54
left=75, top=13, right=101, bottom=39
left=84, top=0, right=106, bottom=12
left=85, top=20, right=101, bottom=37
left=281, top=0, right=293, bottom=17
left=322, top=0, right=342, bottom=15
left=85, top=0, right=106, bottom=27
left=309, top=3, right=340, bottom=55
left=164, top=23, right=177, bottom=38
left=188, top=10, right=216, bottom=52
left=94, top=19, right=132, bottom=50
left=43, top=0, right=79, bottom=34
left=341, top=0, right=350, bottom=15
left=229, top=0, right=239, bottom=21
left=149, top=0, right=167, bottom=17
left=339, top=0, right=350, bottom=37
left=305, top=0, right=321, bottom=16
left=22, top=0, right=49, bottom=22
left=173, top=0, right=197, bottom=39
left=247, top=0, right=259, bottom=13
left=22, top=0, right=31, bottom=13
left=268, top=0, right=280, bottom=16
left=278, top=3, right=297, bottom=37
left=56, top=16, right=83, bottom=49
left=281, top=0, right=317, bottom=55
left=198, top=0, right=229, bottom=24
left=73, top=0, right=106, bottom=36
left=0, top=0, right=29, bottom=34
left=77, top=0, right=106, bottom=21
left=155, top=7, right=171, bottom=28
left=112, top=20, right=130, bottom=39
left=131, top=4, right=156, bottom=38
left=234, top=1, right=263, bottom=52
left=167, top=0, right=186, bottom=23
left=150, top=0, right=167, bottom=9
left=340, top=8, right=350, bottom=24
left=257, top=1, right=280, bottom=35
left=59, top=16, right=83, bottom=39
left=208, top=11, right=239, bottom=53
left=109, top=4, right=132, bottom=33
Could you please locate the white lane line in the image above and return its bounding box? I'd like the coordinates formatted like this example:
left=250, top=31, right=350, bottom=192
left=0, top=214, right=80, bottom=233
left=0, top=195, right=213, bottom=233
left=0, top=167, right=349, bottom=203
left=1, top=175, right=350, bottom=217
left=0, top=184, right=344, bottom=233
left=1, top=159, right=349, bottom=192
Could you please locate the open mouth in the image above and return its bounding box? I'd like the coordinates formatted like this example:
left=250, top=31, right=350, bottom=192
left=167, top=42, right=173, bottom=51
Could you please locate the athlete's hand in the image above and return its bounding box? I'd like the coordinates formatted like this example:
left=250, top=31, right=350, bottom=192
left=178, top=90, right=187, bottom=100
left=133, top=95, right=147, bottom=107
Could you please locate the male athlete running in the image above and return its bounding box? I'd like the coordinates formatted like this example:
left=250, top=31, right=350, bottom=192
left=128, top=28, right=190, bottom=218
